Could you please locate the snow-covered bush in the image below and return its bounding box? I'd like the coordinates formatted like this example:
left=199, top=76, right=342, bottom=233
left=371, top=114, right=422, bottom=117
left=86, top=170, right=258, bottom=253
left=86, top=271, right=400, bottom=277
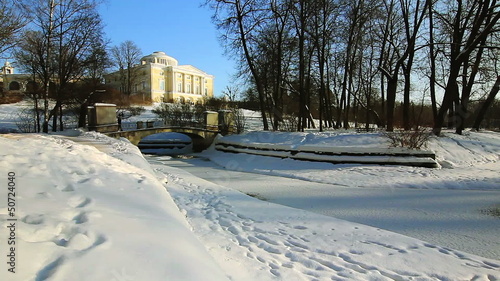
left=383, top=128, right=431, bottom=149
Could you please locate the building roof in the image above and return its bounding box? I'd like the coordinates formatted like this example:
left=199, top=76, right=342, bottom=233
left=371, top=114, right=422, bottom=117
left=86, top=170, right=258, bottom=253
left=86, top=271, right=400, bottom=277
left=176, top=65, right=214, bottom=78
left=141, top=51, right=178, bottom=66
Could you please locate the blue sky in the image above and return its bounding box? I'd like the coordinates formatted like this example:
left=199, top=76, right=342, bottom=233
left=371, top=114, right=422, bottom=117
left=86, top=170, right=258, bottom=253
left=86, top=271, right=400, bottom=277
left=98, top=0, right=236, bottom=97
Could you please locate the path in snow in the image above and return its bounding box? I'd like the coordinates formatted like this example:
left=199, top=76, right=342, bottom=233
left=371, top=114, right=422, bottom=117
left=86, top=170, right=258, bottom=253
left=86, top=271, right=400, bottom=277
left=148, top=156, right=500, bottom=261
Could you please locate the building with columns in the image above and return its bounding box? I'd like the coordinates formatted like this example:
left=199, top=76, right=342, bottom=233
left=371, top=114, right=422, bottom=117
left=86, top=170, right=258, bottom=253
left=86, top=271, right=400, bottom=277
left=104, top=51, right=215, bottom=104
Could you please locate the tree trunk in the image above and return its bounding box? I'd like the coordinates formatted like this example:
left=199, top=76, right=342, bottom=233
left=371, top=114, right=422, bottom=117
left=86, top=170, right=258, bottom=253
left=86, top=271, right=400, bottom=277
left=472, top=75, right=500, bottom=130
left=234, top=0, right=269, bottom=130
left=428, top=1, right=438, bottom=125
left=434, top=64, right=461, bottom=135
left=385, top=76, right=398, bottom=131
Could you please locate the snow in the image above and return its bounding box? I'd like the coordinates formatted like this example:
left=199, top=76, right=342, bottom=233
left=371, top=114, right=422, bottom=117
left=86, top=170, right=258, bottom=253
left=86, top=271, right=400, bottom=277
left=206, top=130, right=500, bottom=190
left=138, top=132, right=194, bottom=155
left=92, top=103, right=117, bottom=107
left=0, top=102, right=29, bottom=133
left=159, top=163, right=500, bottom=280
left=161, top=156, right=500, bottom=261
left=0, top=133, right=228, bottom=281
left=0, top=103, right=499, bottom=280
left=1, top=131, right=499, bottom=280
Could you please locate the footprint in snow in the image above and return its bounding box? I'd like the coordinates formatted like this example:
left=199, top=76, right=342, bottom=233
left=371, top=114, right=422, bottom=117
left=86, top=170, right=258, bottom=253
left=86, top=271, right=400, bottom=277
left=67, top=195, right=92, bottom=208
left=54, top=230, right=108, bottom=251
left=21, top=214, right=45, bottom=225
left=56, top=183, right=75, bottom=192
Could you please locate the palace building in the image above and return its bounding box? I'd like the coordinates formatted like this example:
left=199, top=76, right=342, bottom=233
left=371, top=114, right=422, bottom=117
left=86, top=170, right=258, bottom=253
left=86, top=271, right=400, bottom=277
left=104, top=51, right=215, bottom=104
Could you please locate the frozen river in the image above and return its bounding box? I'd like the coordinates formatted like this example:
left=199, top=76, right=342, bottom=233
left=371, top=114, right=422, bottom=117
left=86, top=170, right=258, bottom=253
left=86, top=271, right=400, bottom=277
left=146, top=156, right=500, bottom=261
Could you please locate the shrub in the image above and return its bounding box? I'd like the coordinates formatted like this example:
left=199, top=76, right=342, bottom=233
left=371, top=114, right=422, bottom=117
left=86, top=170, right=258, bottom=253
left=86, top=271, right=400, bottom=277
left=281, top=114, right=298, bottom=132
left=233, top=108, right=246, bottom=134
left=383, top=128, right=431, bottom=149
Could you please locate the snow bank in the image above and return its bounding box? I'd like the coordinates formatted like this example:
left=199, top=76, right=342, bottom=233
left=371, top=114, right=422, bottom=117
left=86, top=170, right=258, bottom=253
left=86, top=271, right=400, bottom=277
left=0, top=133, right=228, bottom=281
left=206, top=130, right=500, bottom=190
left=215, top=132, right=438, bottom=168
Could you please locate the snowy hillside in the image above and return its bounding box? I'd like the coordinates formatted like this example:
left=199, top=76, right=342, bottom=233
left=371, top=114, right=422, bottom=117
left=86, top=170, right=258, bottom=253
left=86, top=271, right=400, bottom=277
left=0, top=132, right=228, bottom=281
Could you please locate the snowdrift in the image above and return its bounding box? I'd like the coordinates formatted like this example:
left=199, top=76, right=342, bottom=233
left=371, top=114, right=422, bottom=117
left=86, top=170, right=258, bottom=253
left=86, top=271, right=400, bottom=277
left=0, top=133, right=229, bottom=281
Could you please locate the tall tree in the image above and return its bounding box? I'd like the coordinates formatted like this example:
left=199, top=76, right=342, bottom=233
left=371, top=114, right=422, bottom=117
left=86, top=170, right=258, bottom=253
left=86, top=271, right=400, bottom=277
left=472, top=75, right=500, bottom=130
left=206, top=0, right=270, bottom=130
left=309, top=0, right=337, bottom=131
left=379, top=0, right=429, bottom=131
left=400, top=0, right=430, bottom=130
left=15, top=0, right=106, bottom=132
left=427, top=0, right=438, bottom=125
left=433, top=0, right=500, bottom=135
left=110, top=40, right=142, bottom=96
left=0, top=0, right=28, bottom=57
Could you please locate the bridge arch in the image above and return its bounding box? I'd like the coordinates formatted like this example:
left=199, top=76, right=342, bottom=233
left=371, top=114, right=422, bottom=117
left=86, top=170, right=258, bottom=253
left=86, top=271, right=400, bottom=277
left=9, top=81, right=20, bottom=91
left=138, top=132, right=194, bottom=155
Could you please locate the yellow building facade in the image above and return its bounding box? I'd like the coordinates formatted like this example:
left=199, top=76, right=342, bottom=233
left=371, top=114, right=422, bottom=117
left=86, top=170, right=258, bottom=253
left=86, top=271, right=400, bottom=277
left=105, top=51, right=214, bottom=104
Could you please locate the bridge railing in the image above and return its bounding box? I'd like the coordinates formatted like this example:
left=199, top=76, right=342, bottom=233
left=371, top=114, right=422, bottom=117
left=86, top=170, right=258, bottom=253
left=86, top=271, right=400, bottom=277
left=120, top=120, right=164, bottom=131
left=120, top=119, right=212, bottom=131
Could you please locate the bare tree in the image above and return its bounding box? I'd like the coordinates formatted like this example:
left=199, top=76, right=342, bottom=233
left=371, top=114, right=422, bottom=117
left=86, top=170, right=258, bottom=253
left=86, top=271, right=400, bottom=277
left=433, top=0, right=500, bottom=135
left=472, top=75, right=500, bottom=130
left=15, top=0, right=106, bottom=132
left=379, top=0, right=429, bottom=131
left=110, top=40, right=142, bottom=96
left=206, top=0, right=270, bottom=130
left=0, top=0, right=28, bottom=56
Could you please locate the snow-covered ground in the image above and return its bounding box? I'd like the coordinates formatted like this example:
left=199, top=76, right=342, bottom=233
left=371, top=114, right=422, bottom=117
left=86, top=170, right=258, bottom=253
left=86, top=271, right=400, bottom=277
left=1, top=130, right=499, bottom=280
left=0, top=132, right=228, bottom=281
left=1, top=102, right=500, bottom=280
left=160, top=156, right=500, bottom=260
left=0, top=102, right=29, bottom=133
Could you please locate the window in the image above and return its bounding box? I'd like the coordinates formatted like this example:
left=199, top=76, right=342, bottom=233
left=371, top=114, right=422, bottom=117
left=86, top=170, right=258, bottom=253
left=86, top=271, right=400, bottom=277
left=195, top=85, right=200, bottom=95
left=177, top=82, right=182, bottom=92
left=160, top=79, right=165, bottom=91
left=187, top=83, right=191, bottom=93
left=204, top=87, right=208, bottom=96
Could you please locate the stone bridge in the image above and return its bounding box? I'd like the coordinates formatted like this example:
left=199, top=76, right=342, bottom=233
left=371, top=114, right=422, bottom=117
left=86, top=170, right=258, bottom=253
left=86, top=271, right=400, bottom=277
left=101, top=110, right=235, bottom=151
left=105, top=126, right=220, bottom=152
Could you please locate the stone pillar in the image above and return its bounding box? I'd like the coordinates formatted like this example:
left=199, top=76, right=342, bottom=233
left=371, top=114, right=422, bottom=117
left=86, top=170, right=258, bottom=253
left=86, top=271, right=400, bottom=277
left=87, top=103, right=118, bottom=133
left=218, top=110, right=234, bottom=135
left=204, top=111, right=218, bottom=131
